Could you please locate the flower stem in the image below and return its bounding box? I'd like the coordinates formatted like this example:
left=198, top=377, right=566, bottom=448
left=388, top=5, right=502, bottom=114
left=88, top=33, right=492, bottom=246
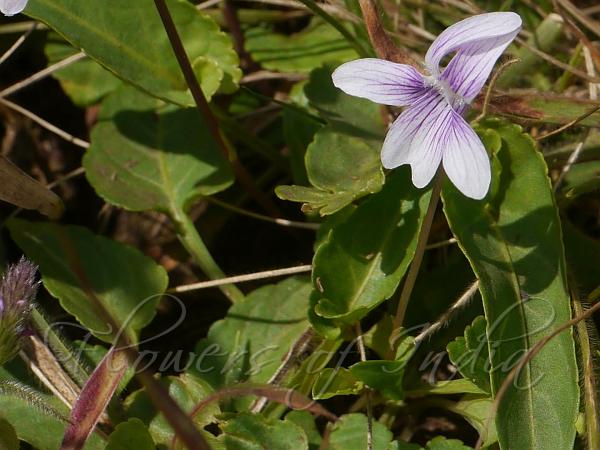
left=391, top=170, right=444, bottom=339
left=176, top=212, right=245, bottom=303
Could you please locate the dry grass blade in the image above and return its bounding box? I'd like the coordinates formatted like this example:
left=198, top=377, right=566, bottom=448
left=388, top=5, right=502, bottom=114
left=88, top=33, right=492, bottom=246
left=0, top=155, right=64, bottom=219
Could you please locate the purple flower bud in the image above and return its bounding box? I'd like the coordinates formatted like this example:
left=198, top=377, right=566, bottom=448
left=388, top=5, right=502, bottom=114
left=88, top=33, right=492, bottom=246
left=0, top=256, right=39, bottom=365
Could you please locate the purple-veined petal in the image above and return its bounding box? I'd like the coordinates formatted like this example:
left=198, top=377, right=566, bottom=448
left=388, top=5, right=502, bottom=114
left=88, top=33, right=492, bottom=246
left=381, top=88, right=450, bottom=188
left=425, top=12, right=521, bottom=75
left=442, top=110, right=491, bottom=199
left=0, top=0, right=28, bottom=16
left=332, top=58, right=426, bottom=106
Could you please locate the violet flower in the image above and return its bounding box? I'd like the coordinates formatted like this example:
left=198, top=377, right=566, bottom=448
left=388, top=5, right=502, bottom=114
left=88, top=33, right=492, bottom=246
left=0, top=257, right=38, bottom=365
left=0, top=0, right=28, bottom=16
left=332, top=12, right=522, bottom=199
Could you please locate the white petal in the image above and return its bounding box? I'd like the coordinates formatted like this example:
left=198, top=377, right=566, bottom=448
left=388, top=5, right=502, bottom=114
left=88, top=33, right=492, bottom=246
left=0, top=0, right=28, bottom=16
left=381, top=88, right=451, bottom=188
left=425, top=13, right=521, bottom=92
left=332, top=58, right=426, bottom=106
left=442, top=110, right=491, bottom=199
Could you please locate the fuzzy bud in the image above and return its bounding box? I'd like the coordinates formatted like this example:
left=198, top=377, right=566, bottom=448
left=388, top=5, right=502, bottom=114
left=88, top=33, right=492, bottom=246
left=0, top=257, right=38, bottom=365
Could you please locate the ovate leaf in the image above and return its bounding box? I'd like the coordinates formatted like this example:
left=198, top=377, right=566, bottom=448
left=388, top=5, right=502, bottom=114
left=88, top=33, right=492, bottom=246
left=442, top=118, right=579, bottom=450
left=311, top=170, right=430, bottom=324
left=26, top=0, right=241, bottom=104
left=192, top=277, right=311, bottom=390
left=84, top=86, right=233, bottom=215
left=312, top=368, right=363, bottom=400
left=8, top=220, right=168, bottom=344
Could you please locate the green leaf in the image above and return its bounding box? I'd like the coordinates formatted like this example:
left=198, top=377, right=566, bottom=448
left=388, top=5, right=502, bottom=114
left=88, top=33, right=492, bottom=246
left=447, top=395, right=497, bottom=448
left=218, top=413, right=308, bottom=450
left=192, top=277, right=311, bottom=390
left=304, top=65, right=385, bottom=143
left=106, top=418, right=156, bottom=450
left=425, top=436, right=471, bottom=450
left=245, top=19, right=357, bottom=73
left=282, top=108, right=322, bottom=185
left=328, top=414, right=393, bottom=450
left=0, top=418, right=19, bottom=450
left=124, top=374, right=218, bottom=447
left=26, top=0, right=241, bottom=104
left=442, top=118, right=579, bottom=450
left=45, top=33, right=122, bottom=107
left=284, top=411, right=322, bottom=450
left=0, top=372, right=104, bottom=450
left=8, top=219, right=168, bottom=344
left=276, top=65, right=387, bottom=215
left=276, top=128, right=384, bottom=215
left=311, top=169, right=431, bottom=324
left=406, top=379, right=485, bottom=397
left=446, top=316, right=491, bottom=393
left=559, top=160, right=600, bottom=200
left=349, top=360, right=406, bottom=400
left=312, top=368, right=363, bottom=400
left=84, top=86, right=233, bottom=215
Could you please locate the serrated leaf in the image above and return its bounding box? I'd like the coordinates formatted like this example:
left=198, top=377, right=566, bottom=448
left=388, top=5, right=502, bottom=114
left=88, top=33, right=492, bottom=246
left=8, top=219, right=168, bottom=344
left=191, top=277, right=311, bottom=391
left=106, top=418, right=156, bottom=450
left=218, top=413, right=308, bottom=450
left=447, top=316, right=491, bottom=393
left=45, top=34, right=122, bottom=107
left=329, top=414, right=393, bottom=450
left=26, top=0, right=241, bottom=104
left=312, top=368, right=363, bottom=400
left=311, top=169, right=430, bottom=324
left=84, top=86, right=233, bottom=215
left=245, top=19, right=357, bottom=73
left=349, top=360, right=406, bottom=400
left=442, top=118, right=579, bottom=450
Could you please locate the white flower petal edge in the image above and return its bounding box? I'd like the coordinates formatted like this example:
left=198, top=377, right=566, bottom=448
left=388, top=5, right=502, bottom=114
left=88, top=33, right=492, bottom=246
left=0, top=0, right=28, bottom=16
left=442, top=110, right=491, bottom=200
left=332, top=58, right=425, bottom=107
left=425, top=12, right=522, bottom=79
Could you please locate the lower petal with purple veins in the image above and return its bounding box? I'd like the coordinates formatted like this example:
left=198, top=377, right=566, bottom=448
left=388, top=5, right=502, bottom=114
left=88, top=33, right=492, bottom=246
left=442, top=111, right=491, bottom=199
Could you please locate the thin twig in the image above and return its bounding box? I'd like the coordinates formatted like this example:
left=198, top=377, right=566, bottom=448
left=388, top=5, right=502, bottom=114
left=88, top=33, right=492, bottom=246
left=415, top=281, right=479, bottom=344
left=0, top=52, right=86, bottom=98
left=475, top=286, right=600, bottom=450
left=204, top=196, right=319, bottom=230
left=0, top=98, right=90, bottom=149
left=425, top=237, right=457, bottom=250
left=153, top=0, right=281, bottom=217
left=473, top=58, right=520, bottom=123
left=0, top=23, right=36, bottom=66
left=535, top=106, right=600, bottom=141
left=168, top=264, right=312, bottom=293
